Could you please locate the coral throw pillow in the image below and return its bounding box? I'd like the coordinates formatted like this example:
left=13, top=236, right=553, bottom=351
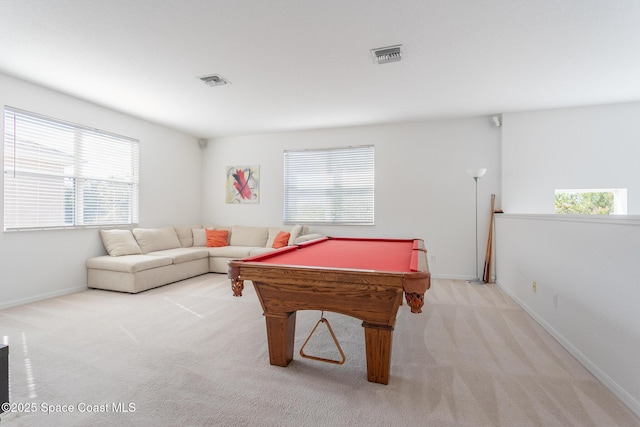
left=272, top=231, right=290, bottom=249
left=206, top=229, right=229, bottom=247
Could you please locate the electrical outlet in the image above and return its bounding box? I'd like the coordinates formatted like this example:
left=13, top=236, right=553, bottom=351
left=430, top=255, right=436, bottom=263
left=553, top=294, right=558, bottom=308
left=532, top=281, right=537, bottom=293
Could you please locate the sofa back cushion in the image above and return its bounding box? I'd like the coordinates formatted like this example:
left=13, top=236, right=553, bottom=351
left=133, top=227, right=182, bottom=254
left=192, top=228, right=206, bottom=247
left=174, top=225, right=200, bottom=247
left=230, top=225, right=268, bottom=247
left=99, top=229, right=142, bottom=256
left=288, top=224, right=304, bottom=245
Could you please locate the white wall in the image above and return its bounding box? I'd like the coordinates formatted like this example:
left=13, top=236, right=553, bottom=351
left=202, top=118, right=501, bottom=279
left=498, top=101, right=640, bottom=417
left=495, top=215, right=640, bottom=416
left=502, top=102, right=640, bottom=214
left=0, top=73, right=203, bottom=308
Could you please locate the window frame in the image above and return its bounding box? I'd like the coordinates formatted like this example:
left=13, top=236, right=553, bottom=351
left=283, top=145, right=375, bottom=226
left=3, top=106, right=140, bottom=231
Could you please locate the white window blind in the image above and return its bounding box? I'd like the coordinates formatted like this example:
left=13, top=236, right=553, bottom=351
left=284, top=145, right=374, bottom=225
left=3, top=106, right=139, bottom=231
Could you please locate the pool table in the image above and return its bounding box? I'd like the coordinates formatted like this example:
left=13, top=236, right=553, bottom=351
left=228, top=236, right=431, bottom=384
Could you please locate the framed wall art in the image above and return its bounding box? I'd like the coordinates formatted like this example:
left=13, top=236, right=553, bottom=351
left=226, top=165, right=260, bottom=204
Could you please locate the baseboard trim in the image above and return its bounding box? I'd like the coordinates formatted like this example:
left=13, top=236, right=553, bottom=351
left=495, top=280, right=640, bottom=419
left=431, top=274, right=476, bottom=281
left=0, top=286, right=87, bottom=310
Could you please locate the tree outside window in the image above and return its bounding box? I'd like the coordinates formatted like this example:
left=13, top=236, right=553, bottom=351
left=555, top=189, right=627, bottom=215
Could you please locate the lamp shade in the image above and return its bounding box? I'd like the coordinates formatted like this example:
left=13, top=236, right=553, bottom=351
left=466, top=168, right=487, bottom=179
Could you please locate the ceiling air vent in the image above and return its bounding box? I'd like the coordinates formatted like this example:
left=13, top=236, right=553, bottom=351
left=371, top=45, right=402, bottom=64
left=198, top=74, right=230, bottom=87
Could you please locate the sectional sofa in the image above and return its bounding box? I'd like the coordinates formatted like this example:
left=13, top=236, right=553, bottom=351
left=86, top=224, right=322, bottom=293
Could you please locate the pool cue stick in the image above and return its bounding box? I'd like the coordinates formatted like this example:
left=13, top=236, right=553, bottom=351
left=487, top=194, right=496, bottom=282
left=483, top=194, right=495, bottom=283
left=486, top=194, right=496, bottom=282
left=482, top=195, right=493, bottom=283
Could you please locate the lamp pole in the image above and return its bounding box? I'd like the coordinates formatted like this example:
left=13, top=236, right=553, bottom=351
left=474, top=176, right=479, bottom=282
left=466, top=168, right=487, bottom=284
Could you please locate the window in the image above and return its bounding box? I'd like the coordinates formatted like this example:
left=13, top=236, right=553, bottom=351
left=3, top=107, right=139, bottom=231
left=284, top=145, right=374, bottom=225
left=554, top=189, right=627, bottom=215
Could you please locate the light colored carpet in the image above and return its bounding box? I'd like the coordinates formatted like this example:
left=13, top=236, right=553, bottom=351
left=1, top=274, right=638, bottom=426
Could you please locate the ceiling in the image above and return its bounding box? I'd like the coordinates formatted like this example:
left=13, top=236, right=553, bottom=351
left=2, top=1, right=640, bottom=139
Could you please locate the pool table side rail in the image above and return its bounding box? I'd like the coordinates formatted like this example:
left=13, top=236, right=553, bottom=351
left=238, top=265, right=410, bottom=326
left=228, top=237, right=431, bottom=296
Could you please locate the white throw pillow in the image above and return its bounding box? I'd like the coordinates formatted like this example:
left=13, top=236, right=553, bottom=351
left=99, top=229, right=142, bottom=257
left=174, top=225, right=200, bottom=247
left=192, top=228, right=207, bottom=247
left=288, top=224, right=304, bottom=245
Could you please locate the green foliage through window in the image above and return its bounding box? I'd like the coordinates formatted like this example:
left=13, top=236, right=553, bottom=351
left=555, top=191, right=614, bottom=215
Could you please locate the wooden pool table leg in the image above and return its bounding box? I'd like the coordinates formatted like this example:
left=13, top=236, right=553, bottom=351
left=405, top=292, right=425, bottom=313
left=231, top=278, right=244, bottom=297
left=265, top=312, right=297, bottom=367
left=362, top=323, right=394, bottom=385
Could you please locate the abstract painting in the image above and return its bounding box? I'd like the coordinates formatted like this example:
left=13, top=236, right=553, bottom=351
left=226, top=165, right=260, bottom=203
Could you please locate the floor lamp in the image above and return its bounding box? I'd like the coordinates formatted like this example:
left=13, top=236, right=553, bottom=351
left=466, top=168, right=487, bottom=284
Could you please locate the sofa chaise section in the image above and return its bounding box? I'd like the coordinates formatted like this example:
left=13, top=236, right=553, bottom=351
left=86, top=252, right=208, bottom=293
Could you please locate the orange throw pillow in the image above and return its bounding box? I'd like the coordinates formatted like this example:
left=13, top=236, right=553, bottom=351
left=206, top=229, right=229, bottom=247
left=272, top=231, right=290, bottom=249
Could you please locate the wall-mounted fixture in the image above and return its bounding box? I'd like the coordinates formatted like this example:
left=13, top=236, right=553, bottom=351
left=490, top=115, right=502, bottom=128
left=371, top=45, right=402, bottom=64
left=198, top=74, right=231, bottom=87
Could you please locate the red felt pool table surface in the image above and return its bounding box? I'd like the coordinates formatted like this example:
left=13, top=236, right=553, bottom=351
left=242, top=237, right=420, bottom=273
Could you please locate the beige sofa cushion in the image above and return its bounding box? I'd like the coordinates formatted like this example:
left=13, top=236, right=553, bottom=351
left=206, top=246, right=254, bottom=258
left=230, top=226, right=268, bottom=247
left=192, top=228, right=206, bottom=247
left=99, top=229, right=142, bottom=256
left=147, top=247, right=209, bottom=264
left=133, top=227, right=181, bottom=254
left=288, top=224, right=304, bottom=245
left=174, top=225, right=201, bottom=247
left=295, top=233, right=324, bottom=244
left=87, top=254, right=172, bottom=273
left=249, top=247, right=277, bottom=256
